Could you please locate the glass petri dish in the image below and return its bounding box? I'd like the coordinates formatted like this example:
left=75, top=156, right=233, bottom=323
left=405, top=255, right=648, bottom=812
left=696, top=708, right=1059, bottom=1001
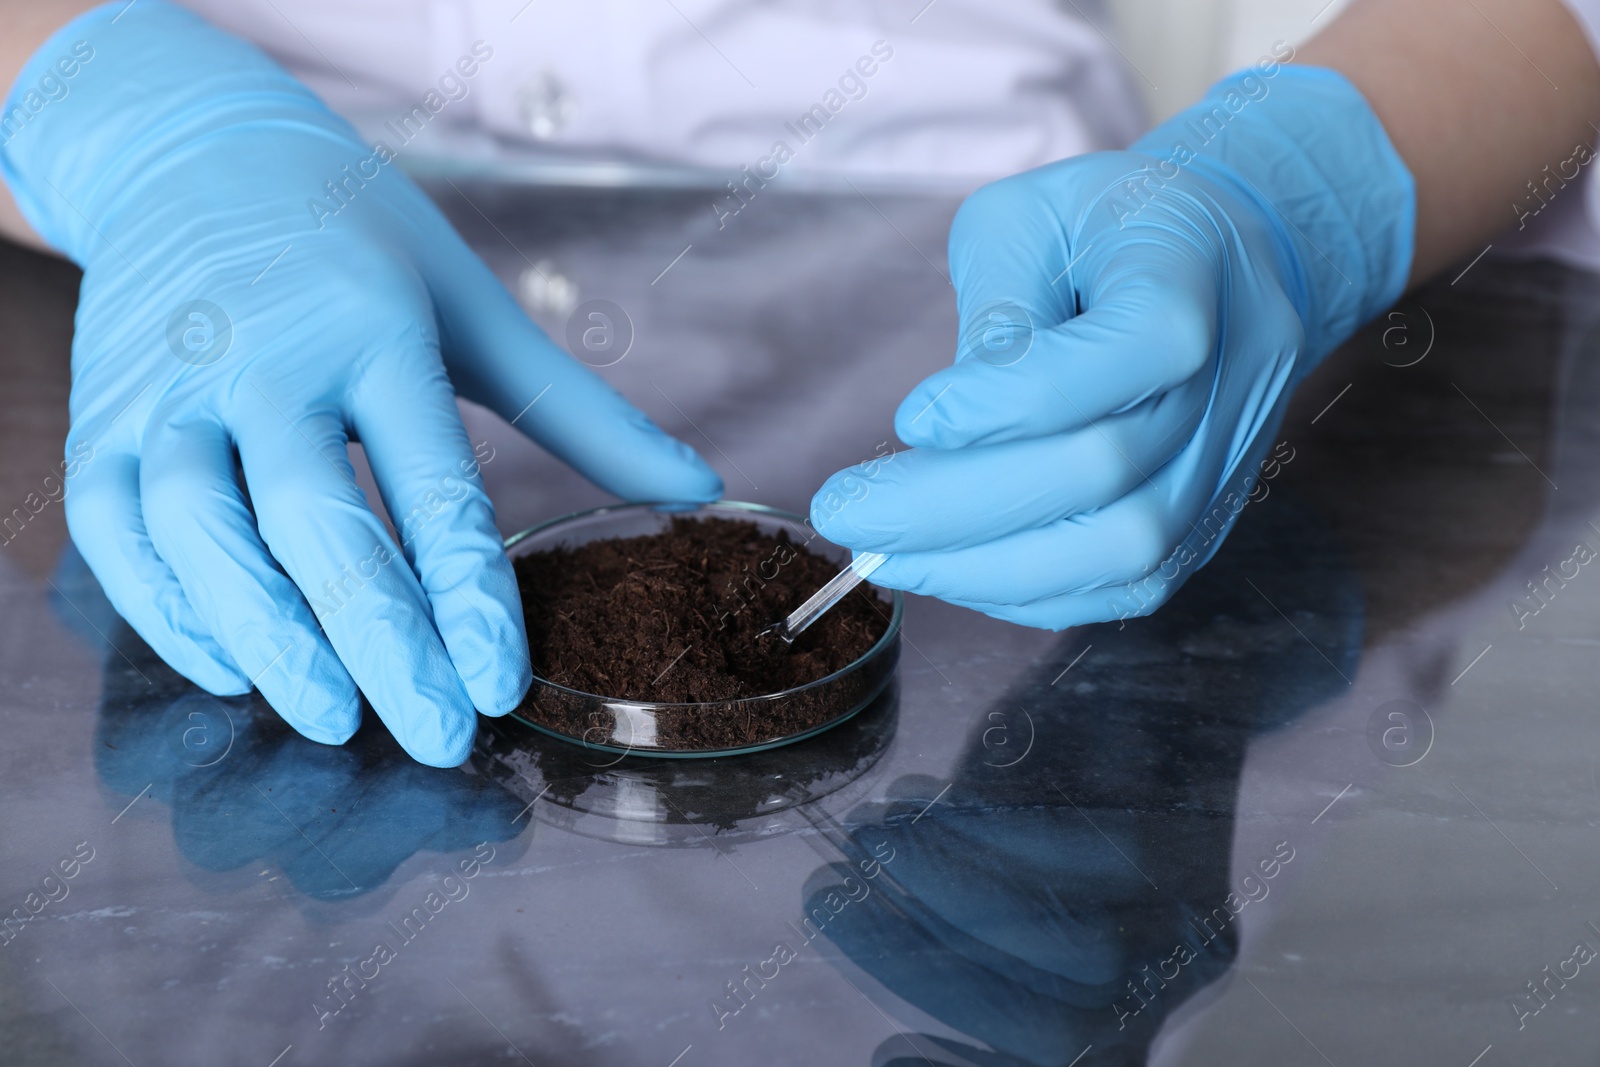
left=473, top=684, right=900, bottom=846
left=503, top=501, right=902, bottom=759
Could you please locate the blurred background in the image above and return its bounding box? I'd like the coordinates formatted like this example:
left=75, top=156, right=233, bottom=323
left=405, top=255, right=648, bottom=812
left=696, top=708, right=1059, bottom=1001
left=1109, top=0, right=1354, bottom=119
left=173, top=0, right=1363, bottom=195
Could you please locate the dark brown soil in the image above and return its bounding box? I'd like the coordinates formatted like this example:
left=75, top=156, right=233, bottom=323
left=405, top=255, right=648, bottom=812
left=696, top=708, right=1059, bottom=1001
left=511, top=516, right=894, bottom=751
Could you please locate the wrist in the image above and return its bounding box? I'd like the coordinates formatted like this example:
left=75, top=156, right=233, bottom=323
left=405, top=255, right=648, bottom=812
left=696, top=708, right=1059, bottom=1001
left=0, top=1, right=354, bottom=262
left=1131, top=62, right=1416, bottom=368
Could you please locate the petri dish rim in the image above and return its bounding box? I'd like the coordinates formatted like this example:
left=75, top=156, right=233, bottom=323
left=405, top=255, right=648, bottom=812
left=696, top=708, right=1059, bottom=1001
left=503, top=500, right=903, bottom=758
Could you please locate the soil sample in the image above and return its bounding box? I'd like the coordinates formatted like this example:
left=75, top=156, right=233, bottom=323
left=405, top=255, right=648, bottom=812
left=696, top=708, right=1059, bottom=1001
left=512, top=516, right=895, bottom=752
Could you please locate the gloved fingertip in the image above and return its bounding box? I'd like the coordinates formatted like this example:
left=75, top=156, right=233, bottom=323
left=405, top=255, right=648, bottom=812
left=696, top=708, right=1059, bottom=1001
left=654, top=438, right=726, bottom=502
left=184, top=660, right=253, bottom=698
left=463, top=657, right=533, bottom=718
left=406, top=721, right=477, bottom=768
left=893, top=389, right=946, bottom=449
left=385, top=676, right=481, bottom=767
left=290, top=715, right=360, bottom=747
left=810, top=497, right=905, bottom=555
left=257, top=646, right=363, bottom=746
left=807, top=491, right=836, bottom=538
left=856, top=553, right=917, bottom=593
left=895, top=389, right=985, bottom=451
left=144, top=603, right=253, bottom=694
left=160, top=636, right=252, bottom=696
left=808, top=481, right=859, bottom=543
left=430, top=554, right=535, bottom=716
left=673, top=457, right=726, bottom=503
left=622, top=414, right=726, bottom=502
left=983, top=600, right=1101, bottom=632
left=284, top=688, right=363, bottom=746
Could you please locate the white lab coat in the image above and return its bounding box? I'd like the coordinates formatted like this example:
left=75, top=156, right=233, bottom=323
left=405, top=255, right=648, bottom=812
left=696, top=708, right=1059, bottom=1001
left=173, top=0, right=1146, bottom=189
left=171, top=0, right=1600, bottom=269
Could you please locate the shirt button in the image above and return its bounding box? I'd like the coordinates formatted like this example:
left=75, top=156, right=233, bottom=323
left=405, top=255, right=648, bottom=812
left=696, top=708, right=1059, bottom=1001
left=517, top=69, right=574, bottom=140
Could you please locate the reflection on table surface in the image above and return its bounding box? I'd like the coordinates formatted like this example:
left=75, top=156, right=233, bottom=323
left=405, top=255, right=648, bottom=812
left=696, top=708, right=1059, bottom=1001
left=1, top=182, right=1599, bottom=1065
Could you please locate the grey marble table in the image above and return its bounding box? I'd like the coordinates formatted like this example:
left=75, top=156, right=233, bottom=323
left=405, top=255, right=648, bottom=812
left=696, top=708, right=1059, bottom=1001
left=0, top=179, right=1595, bottom=1066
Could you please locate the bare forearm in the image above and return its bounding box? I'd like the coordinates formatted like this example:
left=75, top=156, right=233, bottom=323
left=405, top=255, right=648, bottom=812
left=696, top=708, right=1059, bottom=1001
left=0, top=0, right=99, bottom=251
left=1300, top=0, right=1600, bottom=283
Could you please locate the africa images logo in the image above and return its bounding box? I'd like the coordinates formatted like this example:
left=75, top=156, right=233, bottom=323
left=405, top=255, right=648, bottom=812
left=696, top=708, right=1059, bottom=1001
left=165, top=300, right=233, bottom=366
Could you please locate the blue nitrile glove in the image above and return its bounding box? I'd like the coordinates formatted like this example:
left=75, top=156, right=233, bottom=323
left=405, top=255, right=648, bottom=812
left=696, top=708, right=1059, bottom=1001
left=811, top=64, right=1413, bottom=628
left=1, top=3, right=721, bottom=766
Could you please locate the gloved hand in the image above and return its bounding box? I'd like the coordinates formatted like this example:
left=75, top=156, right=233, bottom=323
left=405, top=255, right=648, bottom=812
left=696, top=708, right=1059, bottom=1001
left=1, top=2, right=721, bottom=765
left=811, top=65, right=1413, bottom=628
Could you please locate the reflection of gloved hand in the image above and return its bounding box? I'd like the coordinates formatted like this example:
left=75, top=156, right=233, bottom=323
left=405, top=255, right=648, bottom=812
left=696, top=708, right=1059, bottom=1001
left=803, top=494, right=1362, bottom=1066
left=2, top=3, right=720, bottom=765
left=91, top=629, right=526, bottom=905
left=804, top=778, right=1235, bottom=1066
left=812, top=65, right=1412, bottom=628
